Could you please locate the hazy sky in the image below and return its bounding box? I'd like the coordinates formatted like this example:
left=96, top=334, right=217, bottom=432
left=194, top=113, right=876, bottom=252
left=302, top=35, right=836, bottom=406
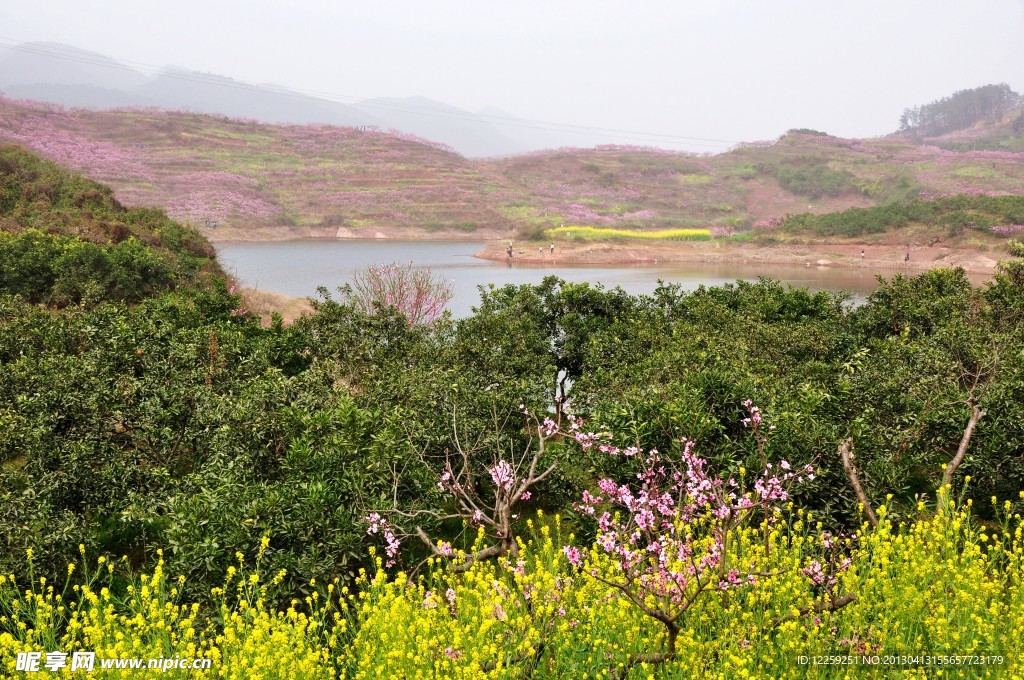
left=1, top=0, right=1022, bottom=150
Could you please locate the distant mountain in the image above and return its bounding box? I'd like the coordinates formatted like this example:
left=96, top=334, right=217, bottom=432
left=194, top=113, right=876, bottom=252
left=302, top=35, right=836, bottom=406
left=0, top=42, right=150, bottom=91
left=475, top=105, right=610, bottom=153
left=0, top=41, right=591, bottom=156
left=353, top=96, right=526, bottom=157
left=0, top=82, right=155, bottom=109
left=133, top=68, right=381, bottom=128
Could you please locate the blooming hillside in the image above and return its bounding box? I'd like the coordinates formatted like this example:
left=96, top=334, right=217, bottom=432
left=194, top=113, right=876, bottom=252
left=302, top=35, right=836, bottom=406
left=0, top=97, right=520, bottom=240
left=490, top=132, right=1024, bottom=237
left=1, top=96, right=1024, bottom=241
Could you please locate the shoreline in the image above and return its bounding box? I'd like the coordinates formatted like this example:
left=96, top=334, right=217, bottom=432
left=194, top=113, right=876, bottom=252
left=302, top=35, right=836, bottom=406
left=475, top=240, right=1004, bottom=276
left=204, top=225, right=510, bottom=243
left=221, top=237, right=1006, bottom=326
left=206, top=228, right=1006, bottom=277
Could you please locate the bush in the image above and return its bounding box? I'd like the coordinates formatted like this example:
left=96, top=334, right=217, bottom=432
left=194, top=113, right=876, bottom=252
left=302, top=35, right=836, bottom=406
left=780, top=194, right=1024, bottom=238
left=786, top=128, right=830, bottom=137
left=774, top=159, right=854, bottom=199
left=0, top=230, right=182, bottom=305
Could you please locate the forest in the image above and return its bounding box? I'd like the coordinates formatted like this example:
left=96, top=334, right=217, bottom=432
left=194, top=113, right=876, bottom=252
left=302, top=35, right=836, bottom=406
left=898, top=83, right=1020, bottom=138
left=1, top=145, right=1023, bottom=677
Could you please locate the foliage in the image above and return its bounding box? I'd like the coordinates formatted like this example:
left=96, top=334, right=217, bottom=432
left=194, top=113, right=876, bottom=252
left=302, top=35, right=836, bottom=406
left=0, top=230, right=188, bottom=305
left=899, top=83, right=1020, bottom=136
left=4, top=143, right=1024, bottom=676
left=786, top=129, right=830, bottom=137
left=2, top=498, right=1022, bottom=678
left=5, top=257, right=1024, bottom=607
left=0, top=144, right=217, bottom=263
left=770, top=158, right=855, bottom=200
left=2, top=148, right=1024, bottom=665
left=545, top=226, right=711, bottom=241
left=780, top=194, right=1024, bottom=238
left=0, top=544, right=349, bottom=678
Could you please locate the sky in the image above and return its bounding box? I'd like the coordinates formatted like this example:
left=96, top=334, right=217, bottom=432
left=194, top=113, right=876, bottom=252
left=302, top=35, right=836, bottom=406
left=1, top=0, right=1022, bottom=151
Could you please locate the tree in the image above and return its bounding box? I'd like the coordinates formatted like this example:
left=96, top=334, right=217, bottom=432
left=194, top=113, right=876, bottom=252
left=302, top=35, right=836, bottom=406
left=350, top=261, right=452, bottom=327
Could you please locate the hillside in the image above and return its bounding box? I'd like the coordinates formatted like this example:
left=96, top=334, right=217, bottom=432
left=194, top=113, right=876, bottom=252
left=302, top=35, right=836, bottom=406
left=1, top=95, right=1023, bottom=247
left=492, top=132, right=1024, bottom=233
left=0, top=144, right=221, bottom=304
left=917, top=105, right=1024, bottom=153
left=0, top=96, right=521, bottom=240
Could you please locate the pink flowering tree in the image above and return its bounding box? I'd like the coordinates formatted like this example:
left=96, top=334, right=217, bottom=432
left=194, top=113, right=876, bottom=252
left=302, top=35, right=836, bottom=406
left=363, top=399, right=854, bottom=675
left=563, top=402, right=854, bottom=676
left=350, top=261, right=452, bottom=327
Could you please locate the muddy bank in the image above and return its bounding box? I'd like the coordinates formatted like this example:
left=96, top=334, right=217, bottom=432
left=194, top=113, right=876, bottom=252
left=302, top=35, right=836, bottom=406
left=477, top=240, right=1005, bottom=276
left=238, top=287, right=314, bottom=326
left=204, top=224, right=511, bottom=243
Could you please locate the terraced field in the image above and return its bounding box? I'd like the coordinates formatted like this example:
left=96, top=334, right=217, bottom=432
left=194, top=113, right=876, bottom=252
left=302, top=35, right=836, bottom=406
left=0, top=97, right=519, bottom=240
left=1, top=95, right=1022, bottom=243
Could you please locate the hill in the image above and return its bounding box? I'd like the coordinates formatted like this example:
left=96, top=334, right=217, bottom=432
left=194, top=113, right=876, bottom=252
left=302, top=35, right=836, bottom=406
left=0, top=96, right=521, bottom=240
left=914, top=105, right=1024, bottom=153
left=1, top=95, right=1023, bottom=248
left=0, top=144, right=221, bottom=304
left=486, top=132, right=1024, bottom=235
left=897, top=83, right=1021, bottom=139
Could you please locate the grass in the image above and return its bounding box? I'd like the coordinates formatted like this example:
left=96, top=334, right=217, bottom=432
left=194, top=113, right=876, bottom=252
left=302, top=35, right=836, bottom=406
left=546, top=225, right=712, bottom=241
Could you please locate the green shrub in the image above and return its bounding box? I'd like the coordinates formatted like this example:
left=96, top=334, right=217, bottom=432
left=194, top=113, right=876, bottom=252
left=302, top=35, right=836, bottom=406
left=774, top=158, right=854, bottom=199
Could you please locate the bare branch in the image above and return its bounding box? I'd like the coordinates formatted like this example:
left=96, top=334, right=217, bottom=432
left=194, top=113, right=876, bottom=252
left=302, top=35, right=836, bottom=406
left=771, top=592, right=856, bottom=628
left=450, top=543, right=505, bottom=573
left=389, top=508, right=461, bottom=522
left=941, top=401, right=986, bottom=489
left=589, top=572, right=674, bottom=626
left=414, top=526, right=447, bottom=556
left=839, top=438, right=878, bottom=528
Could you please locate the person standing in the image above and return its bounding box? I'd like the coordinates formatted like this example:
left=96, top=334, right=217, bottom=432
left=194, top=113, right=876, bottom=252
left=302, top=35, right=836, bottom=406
left=550, top=243, right=555, bottom=255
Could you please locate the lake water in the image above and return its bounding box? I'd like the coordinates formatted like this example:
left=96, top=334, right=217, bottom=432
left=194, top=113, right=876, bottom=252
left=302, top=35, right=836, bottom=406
left=216, top=240, right=915, bottom=317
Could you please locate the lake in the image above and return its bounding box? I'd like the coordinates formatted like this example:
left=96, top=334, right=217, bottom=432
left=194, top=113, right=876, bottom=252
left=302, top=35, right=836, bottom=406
left=216, top=240, right=910, bottom=317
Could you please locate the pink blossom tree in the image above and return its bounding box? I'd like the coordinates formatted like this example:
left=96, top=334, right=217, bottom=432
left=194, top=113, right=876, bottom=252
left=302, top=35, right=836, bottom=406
left=350, top=261, right=452, bottom=327
left=564, top=402, right=853, bottom=677
left=364, top=401, right=855, bottom=676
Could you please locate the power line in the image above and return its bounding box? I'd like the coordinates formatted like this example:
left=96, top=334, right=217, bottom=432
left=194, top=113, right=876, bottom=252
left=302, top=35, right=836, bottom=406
left=0, top=38, right=740, bottom=150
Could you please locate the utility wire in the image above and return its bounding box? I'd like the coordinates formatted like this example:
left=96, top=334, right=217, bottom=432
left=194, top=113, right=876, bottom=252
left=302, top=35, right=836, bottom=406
left=1, top=39, right=1016, bottom=162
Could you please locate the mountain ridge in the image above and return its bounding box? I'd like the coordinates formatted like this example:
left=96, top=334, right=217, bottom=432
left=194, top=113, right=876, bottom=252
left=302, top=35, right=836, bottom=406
left=0, top=41, right=599, bottom=157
